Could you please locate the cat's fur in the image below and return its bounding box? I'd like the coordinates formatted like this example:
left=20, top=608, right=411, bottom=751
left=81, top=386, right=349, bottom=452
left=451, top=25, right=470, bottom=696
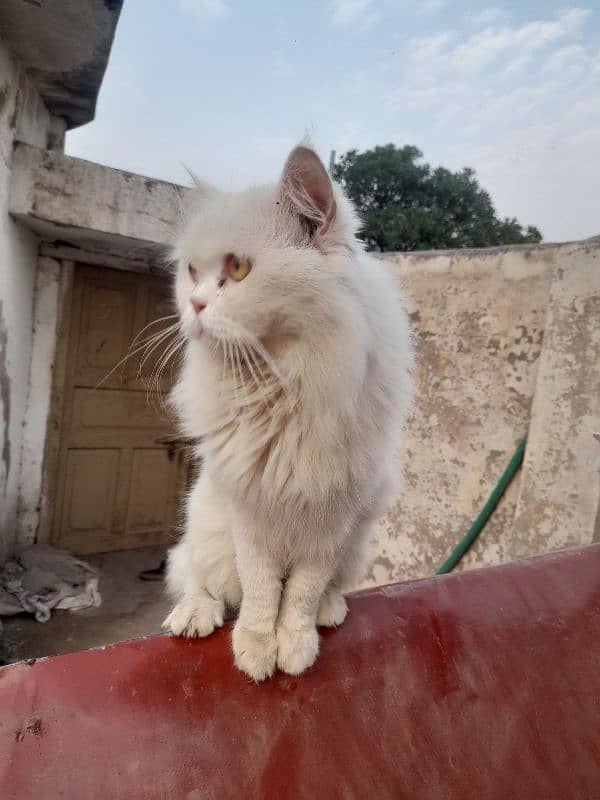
left=163, top=145, right=413, bottom=680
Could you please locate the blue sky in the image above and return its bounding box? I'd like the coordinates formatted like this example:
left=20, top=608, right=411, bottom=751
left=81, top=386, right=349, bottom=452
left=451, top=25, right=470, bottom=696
left=67, top=1, right=600, bottom=242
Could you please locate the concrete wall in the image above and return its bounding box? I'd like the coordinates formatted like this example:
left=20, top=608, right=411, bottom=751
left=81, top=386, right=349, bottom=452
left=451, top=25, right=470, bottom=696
left=361, top=240, right=600, bottom=587
left=10, top=143, right=188, bottom=265
left=512, top=242, right=600, bottom=555
left=0, top=37, right=55, bottom=561
left=16, top=256, right=65, bottom=548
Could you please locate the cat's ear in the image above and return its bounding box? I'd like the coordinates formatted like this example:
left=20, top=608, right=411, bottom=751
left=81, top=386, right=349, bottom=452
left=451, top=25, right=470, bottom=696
left=183, top=165, right=220, bottom=200
left=280, top=146, right=336, bottom=238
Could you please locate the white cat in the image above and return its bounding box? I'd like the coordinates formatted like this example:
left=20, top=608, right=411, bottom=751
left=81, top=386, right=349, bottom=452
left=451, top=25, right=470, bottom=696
left=163, top=145, right=413, bottom=680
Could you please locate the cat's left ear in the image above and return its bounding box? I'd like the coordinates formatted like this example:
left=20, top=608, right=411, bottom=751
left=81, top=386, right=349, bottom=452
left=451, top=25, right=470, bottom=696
left=280, top=146, right=336, bottom=238
left=183, top=165, right=220, bottom=200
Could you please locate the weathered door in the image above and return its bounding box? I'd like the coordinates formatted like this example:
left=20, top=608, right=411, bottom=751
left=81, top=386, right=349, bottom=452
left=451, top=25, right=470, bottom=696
left=52, top=264, right=187, bottom=554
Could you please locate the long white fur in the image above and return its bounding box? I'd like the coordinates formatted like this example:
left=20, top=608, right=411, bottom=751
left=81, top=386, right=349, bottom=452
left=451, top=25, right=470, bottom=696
left=163, top=145, right=413, bottom=680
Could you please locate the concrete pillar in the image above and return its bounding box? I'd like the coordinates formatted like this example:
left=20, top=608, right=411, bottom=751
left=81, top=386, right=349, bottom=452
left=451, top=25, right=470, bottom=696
left=512, top=240, right=600, bottom=555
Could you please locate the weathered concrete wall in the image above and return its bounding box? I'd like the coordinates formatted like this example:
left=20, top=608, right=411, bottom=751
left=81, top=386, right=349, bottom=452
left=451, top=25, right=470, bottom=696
left=512, top=242, right=600, bottom=556
left=0, top=0, right=122, bottom=130
left=360, top=240, right=599, bottom=587
left=16, top=256, right=65, bottom=548
left=10, top=143, right=189, bottom=265
left=0, top=38, right=53, bottom=561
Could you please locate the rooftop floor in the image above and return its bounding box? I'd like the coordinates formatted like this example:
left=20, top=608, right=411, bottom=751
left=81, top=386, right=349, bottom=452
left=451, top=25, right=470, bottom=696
left=2, top=546, right=169, bottom=665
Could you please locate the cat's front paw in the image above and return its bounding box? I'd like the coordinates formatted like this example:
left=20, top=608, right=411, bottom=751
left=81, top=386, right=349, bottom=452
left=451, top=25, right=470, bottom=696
left=276, top=625, right=319, bottom=675
left=317, top=588, right=348, bottom=627
left=163, top=596, right=224, bottom=638
left=232, top=625, right=278, bottom=682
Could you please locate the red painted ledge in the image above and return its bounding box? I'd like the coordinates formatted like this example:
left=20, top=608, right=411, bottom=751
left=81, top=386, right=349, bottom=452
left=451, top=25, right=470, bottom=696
left=1, top=545, right=599, bottom=800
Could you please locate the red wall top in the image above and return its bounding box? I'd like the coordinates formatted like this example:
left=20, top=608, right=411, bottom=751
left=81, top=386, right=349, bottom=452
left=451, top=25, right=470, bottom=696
left=1, top=545, right=599, bottom=800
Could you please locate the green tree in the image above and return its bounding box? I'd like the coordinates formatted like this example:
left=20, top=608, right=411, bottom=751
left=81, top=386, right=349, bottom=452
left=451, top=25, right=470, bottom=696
left=331, top=144, right=542, bottom=252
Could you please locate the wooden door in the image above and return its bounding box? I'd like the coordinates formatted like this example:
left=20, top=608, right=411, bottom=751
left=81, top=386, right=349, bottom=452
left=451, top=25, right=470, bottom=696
left=52, top=264, right=187, bottom=554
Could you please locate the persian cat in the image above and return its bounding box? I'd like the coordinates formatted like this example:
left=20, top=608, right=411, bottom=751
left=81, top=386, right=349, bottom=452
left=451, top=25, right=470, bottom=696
left=163, top=145, right=413, bottom=680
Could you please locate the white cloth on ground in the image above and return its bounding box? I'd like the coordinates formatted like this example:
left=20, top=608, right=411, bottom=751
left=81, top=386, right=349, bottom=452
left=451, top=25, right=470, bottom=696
left=0, top=545, right=101, bottom=623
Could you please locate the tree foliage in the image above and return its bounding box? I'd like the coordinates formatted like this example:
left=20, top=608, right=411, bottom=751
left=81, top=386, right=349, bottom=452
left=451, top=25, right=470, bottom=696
left=331, top=144, right=542, bottom=252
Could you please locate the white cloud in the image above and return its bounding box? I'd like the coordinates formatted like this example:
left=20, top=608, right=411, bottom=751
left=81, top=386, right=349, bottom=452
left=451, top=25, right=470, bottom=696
left=450, top=8, right=590, bottom=75
left=408, top=31, right=454, bottom=63
left=179, top=0, right=228, bottom=20
left=380, top=7, right=600, bottom=239
left=503, top=53, right=532, bottom=75
left=469, top=115, right=600, bottom=241
left=467, top=7, right=510, bottom=27
left=402, top=86, right=442, bottom=110
left=542, top=44, right=588, bottom=74
left=418, top=0, right=446, bottom=15
left=398, top=8, right=592, bottom=89
left=331, top=0, right=377, bottom=27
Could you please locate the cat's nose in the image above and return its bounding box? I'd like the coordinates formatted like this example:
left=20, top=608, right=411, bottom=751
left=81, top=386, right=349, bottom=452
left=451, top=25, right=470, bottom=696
left=191, top=298, right=206, bottom=314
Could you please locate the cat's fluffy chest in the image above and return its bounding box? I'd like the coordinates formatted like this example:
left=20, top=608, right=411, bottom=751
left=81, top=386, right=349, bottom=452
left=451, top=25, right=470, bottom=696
left=202, top=372, right=366, bottom=505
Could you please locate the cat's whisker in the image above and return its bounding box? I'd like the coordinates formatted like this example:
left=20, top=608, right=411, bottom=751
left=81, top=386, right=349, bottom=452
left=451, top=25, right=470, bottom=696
left=240, top=343, right=274, bottom=410
left=248, top=341, right=294, bottom=414
left=95, top=334, right=169, bottom=389
left=140, top=326, right=181, bottom=362
left=218, top=339, right=228, bottom=399
left=146, top=329, right=183, bottom=382
left=246, top=345, right=275, bottom=393
left=216, top=313, right=291, bottom=402
left=225, top=339, right=242, bottom=405
left=151, top=335, right=185, bottom=390
left=232, top=343, right=246, bottom=404
left=97, top=320, right=180, bottom=390
left=138, top=325, right=182, bottom=377
left=234, top=346, right=252, bottom=408
left=160, top=339, right=186, bottom=388
left=130, top=315, right=179, bottom=350
left=137, top=320, right=181, bottom=351
left=223, top=339, right=234, bottom=396
left=146, top=337, right=185, bottom=412
left=251, top=340, right=291, bottom=399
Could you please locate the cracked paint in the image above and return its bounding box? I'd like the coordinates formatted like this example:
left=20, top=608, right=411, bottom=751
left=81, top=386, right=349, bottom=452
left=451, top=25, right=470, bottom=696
left=0, top=300, right=10, bottom=493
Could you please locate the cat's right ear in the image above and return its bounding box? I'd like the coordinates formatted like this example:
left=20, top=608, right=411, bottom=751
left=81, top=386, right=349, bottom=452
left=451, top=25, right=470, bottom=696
left=183, top=165, right=220, bottom=200
left=279, top=145, right=337, bottom=240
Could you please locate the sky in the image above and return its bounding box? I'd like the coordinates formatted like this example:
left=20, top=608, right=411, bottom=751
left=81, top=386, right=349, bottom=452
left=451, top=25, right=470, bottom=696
left=67, top=1, right=600, bottom=242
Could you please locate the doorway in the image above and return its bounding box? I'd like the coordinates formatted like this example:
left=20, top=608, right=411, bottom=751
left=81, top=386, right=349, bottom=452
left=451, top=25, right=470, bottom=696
left=50, top=264, right=188, bottom=554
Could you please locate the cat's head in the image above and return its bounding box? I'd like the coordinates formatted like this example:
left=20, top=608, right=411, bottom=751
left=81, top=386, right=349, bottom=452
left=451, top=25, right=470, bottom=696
left=174, top=145, right=359, bottom=348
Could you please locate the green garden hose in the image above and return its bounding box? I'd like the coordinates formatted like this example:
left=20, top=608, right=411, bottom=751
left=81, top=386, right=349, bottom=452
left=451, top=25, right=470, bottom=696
left=436, top=436, right=528, bottom=575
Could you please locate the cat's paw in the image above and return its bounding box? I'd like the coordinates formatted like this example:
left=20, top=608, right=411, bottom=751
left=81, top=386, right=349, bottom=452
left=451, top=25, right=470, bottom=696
left=317, top=589, right=348, bottom=627
left=162, top=597, right=224, bottom=638
left=276, top=625, right=319, bottom=676
left=232, top=625, right=278, bottom=682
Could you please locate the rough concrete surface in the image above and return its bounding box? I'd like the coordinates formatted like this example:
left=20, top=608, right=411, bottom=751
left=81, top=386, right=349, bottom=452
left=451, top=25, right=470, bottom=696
left=10, top=143, right=191, bottom=264
left=2, top=546, right=170, bottom=664
left=16, top=257, right=62, bottom=548
left=0, top=0, right=122, bottom=129
left=0, top=38, right=53, bottom=561
left=361, top=240, right=600, bottom=586
left=512, top=242, right=600, bottom=556
left=363, top=245, right=555, bottom=585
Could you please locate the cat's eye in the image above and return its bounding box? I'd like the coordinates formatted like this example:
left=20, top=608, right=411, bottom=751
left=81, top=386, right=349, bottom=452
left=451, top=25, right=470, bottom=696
left=225, top=253, right=252, bottom=282
left=188, top=263, right=198, bottom=282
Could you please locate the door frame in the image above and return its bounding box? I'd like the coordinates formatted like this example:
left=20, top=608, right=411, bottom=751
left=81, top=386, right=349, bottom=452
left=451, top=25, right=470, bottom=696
left=38, top=255, right=181, bottom=550
left=37, top=258, right=75, bottom=546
